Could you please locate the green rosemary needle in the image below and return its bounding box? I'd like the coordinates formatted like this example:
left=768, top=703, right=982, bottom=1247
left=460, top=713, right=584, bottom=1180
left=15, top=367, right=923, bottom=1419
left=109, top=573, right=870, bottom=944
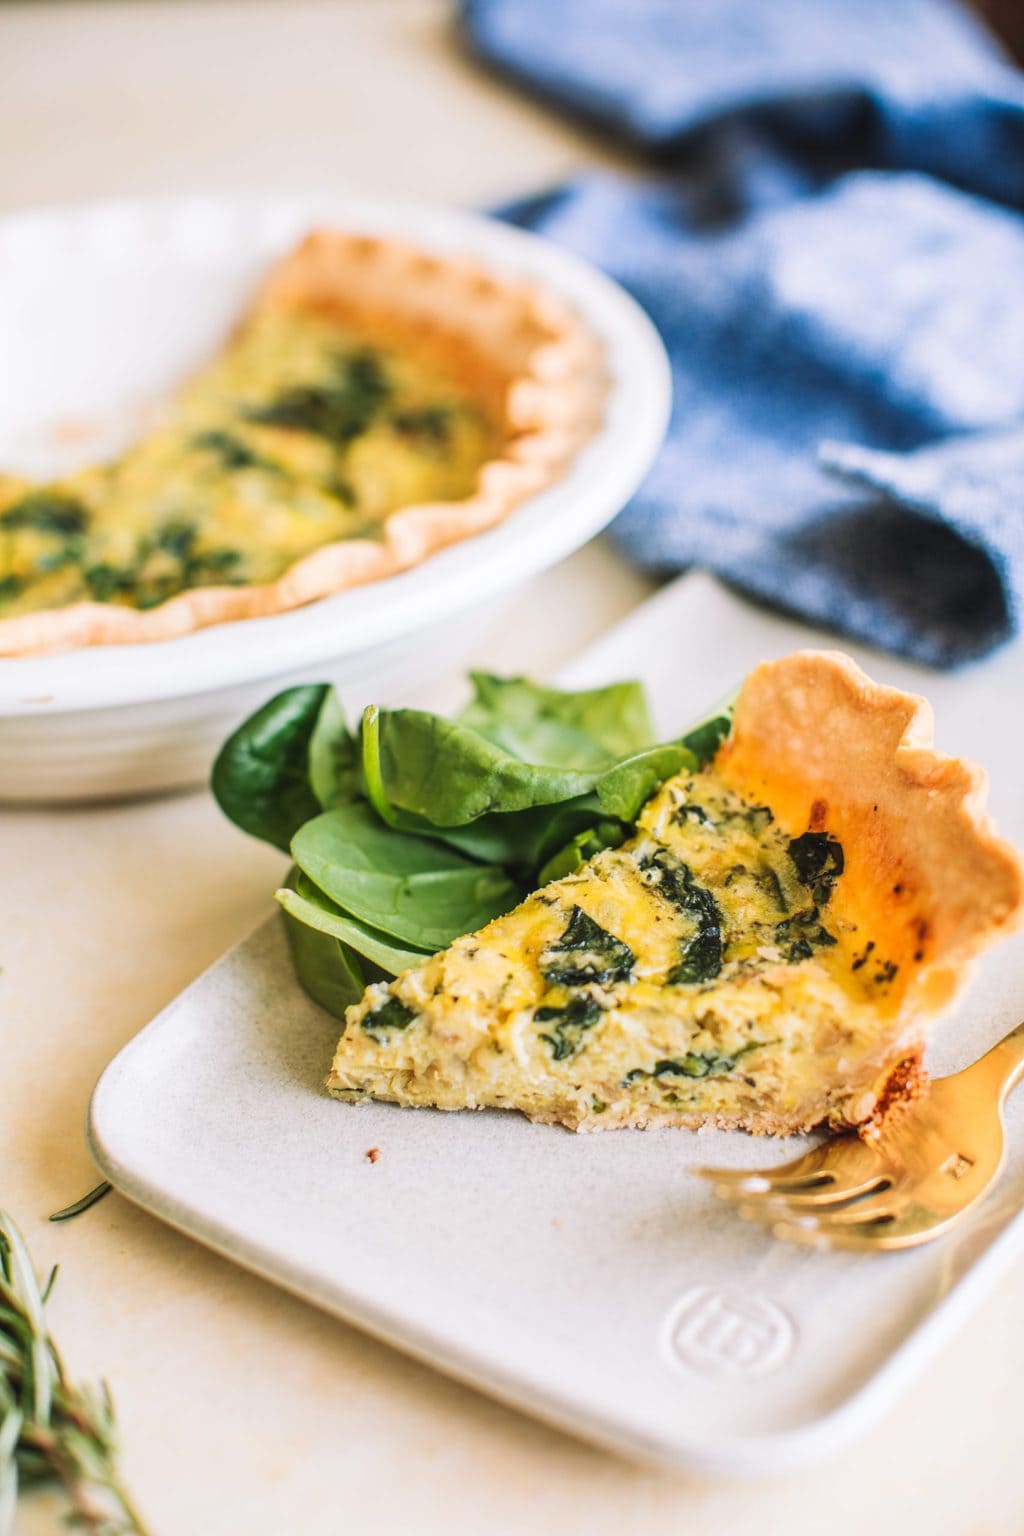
left=0, top=1208, right=148, bottom=1536
left=49, top=1182, right=113, bottom=1223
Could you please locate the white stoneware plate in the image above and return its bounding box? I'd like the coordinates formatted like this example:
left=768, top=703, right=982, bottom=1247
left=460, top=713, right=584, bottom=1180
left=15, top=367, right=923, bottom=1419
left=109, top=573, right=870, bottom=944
left=88, top=573, right=1024, bottom=1476
left=0, top=194, right=670, bottom=800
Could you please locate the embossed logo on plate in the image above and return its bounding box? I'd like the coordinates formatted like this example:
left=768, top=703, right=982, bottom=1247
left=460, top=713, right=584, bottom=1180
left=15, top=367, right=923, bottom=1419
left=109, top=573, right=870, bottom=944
left=662, top=1285, right=796, bottom=1378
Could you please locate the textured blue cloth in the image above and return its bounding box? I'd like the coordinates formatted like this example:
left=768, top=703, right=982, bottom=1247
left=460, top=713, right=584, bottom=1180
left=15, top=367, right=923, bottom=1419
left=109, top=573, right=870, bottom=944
left=461, top=0, right=1024, bottom=666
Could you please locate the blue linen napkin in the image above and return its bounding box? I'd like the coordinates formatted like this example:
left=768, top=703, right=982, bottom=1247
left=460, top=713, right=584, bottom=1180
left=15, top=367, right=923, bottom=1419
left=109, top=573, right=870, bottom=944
left=461, top=0, right=1024, bottom=666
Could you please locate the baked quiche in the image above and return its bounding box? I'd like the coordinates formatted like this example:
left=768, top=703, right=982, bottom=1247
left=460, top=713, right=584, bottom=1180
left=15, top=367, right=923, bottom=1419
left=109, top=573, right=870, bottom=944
left=0, top=231, right=603, bottom=656
left=327, top=652, right=1023, bottom=1134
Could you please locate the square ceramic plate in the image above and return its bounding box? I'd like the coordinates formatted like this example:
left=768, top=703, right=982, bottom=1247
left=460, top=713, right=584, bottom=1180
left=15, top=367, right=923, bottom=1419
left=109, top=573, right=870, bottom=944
left=88, top=572, right=1024, bottom=1477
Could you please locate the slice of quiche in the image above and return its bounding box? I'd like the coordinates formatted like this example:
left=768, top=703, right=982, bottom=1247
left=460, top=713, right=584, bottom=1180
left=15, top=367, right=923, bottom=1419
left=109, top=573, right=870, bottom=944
left=0, top=230, right=603, bottom=655
left=327, top=652, right=1023, bottom=1134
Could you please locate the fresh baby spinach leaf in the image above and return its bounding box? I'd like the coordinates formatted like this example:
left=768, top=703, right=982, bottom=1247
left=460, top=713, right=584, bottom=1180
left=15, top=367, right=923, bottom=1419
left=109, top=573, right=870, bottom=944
left=291, top=802, right=520, bottom=950
left=537, top=818, right=627, bottom=885
left=361, top=703, right=609, bottom=873
left=212, top=669, right=743, bottom=1020
left=677, top=691, right=738, bottom=766
left=679, top=714, right=733, bottom=766
left=359, top=703, right=422, bottom=831
left=457, top=673, right=654, bottom=769
left=378, top=790, right=612, bottom=876
left=308, top=688, right=361, bottom=810
left=279, top=892, right=369, bottom=1018
left=212, top=684, right=331, bottom=851
left=371, top=708, right=601, bottom=826
left=276, top=873, right=428, bottom=975
left=596, top=742, right=697, bottom=821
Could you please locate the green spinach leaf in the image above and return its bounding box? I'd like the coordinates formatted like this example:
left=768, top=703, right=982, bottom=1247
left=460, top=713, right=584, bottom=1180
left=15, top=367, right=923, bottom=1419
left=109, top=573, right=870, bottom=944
left=308, top=688, right=361, bottom=810
left=279, top=895, right=368, bottom=1018
left=247, top=349, right=391, bottom=445
left=361, top=705, right=610, bottom=874
left=535, top=996, right=604, bottom=1061
left=640, top=850, right=724, bottom=983
left=678, top=693, right=737, bottom=765
left=458, top=672, right=653, bottom=766
left=291, top=802, right=520, bottom=950
left=787, top=832, right=845, bottom=906
left=364, top=777, right=610, bottom=876
left=361, top=995, right=418, bottom=1043
left=212, top=685, right=330, bottom=850
left=0, top=491, right=89, bottom=536
left=276, top=872, right=428, bottom=975
left=213, top=671, right=743, bottom=1015
left=371, top=707, right=600, bottom=826
left=540, top=906, right=634, bottom=988
left=596, top=743, right=697, bottom=821
left=623, top=1045, right=759, bottom=1083
left=537, top=818, right=627, bottom=884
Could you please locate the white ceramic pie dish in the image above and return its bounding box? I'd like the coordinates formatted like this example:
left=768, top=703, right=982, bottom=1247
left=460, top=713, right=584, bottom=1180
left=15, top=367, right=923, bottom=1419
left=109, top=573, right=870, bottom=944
left=0, top=194, right=670, bottom=800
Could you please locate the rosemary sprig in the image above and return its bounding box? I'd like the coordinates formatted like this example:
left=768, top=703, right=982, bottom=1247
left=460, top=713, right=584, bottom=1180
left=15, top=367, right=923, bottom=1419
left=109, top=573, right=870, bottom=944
left=0, top=1209, right=148, bottom=1536
left=49, top=1183, right=113, bottom=1224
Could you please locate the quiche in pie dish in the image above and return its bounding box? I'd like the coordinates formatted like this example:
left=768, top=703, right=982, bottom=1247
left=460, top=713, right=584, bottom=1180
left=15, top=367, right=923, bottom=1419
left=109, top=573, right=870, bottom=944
left=0, top=230, right=604, bottom=656
left=327, top=652, right=1023, bottom=1134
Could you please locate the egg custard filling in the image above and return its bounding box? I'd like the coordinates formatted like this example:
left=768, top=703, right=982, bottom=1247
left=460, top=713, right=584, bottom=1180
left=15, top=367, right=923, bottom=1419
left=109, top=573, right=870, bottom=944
left=0, top=309, right=498, bottom=620
left=327, top=652, right=1023, bottom=1135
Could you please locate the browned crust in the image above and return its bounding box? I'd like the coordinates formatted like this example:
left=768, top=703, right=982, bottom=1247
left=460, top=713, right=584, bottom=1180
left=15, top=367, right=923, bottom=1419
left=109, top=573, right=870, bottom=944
left=0, top=229, right=606, bottom=657
left=717, top=650, right=1024, bottom=1023
left=858, top=1052, right=928, bottom=1141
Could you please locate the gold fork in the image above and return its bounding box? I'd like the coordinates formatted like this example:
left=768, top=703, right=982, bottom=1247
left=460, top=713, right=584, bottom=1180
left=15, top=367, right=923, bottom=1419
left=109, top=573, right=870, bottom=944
left=696, top=1022, right=1024, bottom=1251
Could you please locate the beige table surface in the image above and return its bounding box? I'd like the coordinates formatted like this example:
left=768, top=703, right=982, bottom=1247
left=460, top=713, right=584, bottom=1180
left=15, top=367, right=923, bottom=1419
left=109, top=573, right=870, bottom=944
left=3, top=4, right=1022, bottom=1532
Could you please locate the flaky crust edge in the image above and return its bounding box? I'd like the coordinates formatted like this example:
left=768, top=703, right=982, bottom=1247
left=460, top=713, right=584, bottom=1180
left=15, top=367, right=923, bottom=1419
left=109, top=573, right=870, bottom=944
left=716, top=649, right=1024, bottom=1124
left=0, top=229, right=606, bottom=657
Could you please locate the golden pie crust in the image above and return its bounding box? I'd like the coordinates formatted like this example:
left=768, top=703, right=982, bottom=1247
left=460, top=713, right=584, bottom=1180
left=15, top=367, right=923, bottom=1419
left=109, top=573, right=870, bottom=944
left=714, top=649, right=1024, bottom=1127
left=0, top=230, right=606, bottom=657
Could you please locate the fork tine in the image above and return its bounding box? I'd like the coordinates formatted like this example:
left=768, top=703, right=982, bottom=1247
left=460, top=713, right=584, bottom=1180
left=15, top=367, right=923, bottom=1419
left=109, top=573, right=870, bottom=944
left=798, top=1189, right=904, bottom=1228
left=730, top=1170, right=891, bottom=1210
left=695, top=1130, right=890, bottom=1199
left=737, top=1185, right=901, bottom=1230
left=765, top=1215, right=939, bottom=1253
left=692, top=1140, right=838, bottom=1194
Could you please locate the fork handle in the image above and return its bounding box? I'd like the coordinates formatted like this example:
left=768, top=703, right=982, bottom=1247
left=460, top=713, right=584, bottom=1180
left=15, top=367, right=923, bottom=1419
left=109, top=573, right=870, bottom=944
left=971, top=1021, right=1024, bottom=1103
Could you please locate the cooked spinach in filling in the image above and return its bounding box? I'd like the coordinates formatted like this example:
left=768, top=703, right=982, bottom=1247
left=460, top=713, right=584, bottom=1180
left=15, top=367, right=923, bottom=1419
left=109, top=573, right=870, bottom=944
left=361, top=995, right=418, bottom=1044
left=0, top=311, right=497, bottom=618
left=540, top=905, right=635, bottom=989
left=528, top=768, right=858, bottom=1075
left=535, top=995, right=606, bottom=1061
